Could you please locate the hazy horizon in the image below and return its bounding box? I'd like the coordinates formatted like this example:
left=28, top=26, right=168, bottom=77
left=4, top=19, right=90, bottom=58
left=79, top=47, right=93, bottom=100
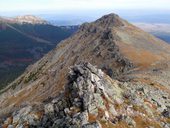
left=1, top=0, right=170, bottom=16
left=1, top=0, right=170, bottom=26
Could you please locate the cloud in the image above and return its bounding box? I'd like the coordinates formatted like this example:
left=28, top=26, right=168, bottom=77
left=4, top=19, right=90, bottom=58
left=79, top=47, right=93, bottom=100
left=0, top=0, right=170, bottom=13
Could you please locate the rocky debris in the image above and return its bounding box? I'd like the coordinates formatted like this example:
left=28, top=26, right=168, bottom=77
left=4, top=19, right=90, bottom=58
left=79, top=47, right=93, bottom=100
left=1, top=62, right=170, bottom=128
left=82, top=122, right=102, bottom=128
left=123, top=82, right=170, bottom=113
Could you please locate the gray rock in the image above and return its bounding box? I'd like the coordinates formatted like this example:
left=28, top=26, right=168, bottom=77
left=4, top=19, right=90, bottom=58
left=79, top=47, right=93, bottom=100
left=64, top=108, right=70, bottom=115
left=83, top=93, right=93, bottom=110
left=162, top=109, right=170, bottom=118
left=163, top=123, right=170, bottom=128
left=86, top=63, right=98, bottom=75
left=27, top=113, right=40, bottom=126
left=88, top=102, right=98, bottom=116
left=12, top=106, right=32, bottom=124
left=72, top=111, right=89, bottom=126
left=7, top=125, right=14, bottom=128
left=44, top=103, right=55, bottom=114
left=94, top=93, right=105, bottom=109
left=15, top=124, right=25, bottom=128
left=82, top=121, right=102, bottom=128
left=109, top=104, right=118, bottom=116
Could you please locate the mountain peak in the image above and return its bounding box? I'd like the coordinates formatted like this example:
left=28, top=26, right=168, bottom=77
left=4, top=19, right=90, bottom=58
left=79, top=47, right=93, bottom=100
left=13, top=15, right=48, bottom=24
left=95, top=13, right=125, bottom=28
left=79, top=13, right=125, bottom=34
left=0, top=15, right=48, bottom=24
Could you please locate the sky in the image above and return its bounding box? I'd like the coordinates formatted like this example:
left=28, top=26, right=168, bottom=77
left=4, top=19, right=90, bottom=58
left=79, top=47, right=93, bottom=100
left=0, top=0, right=170, bottom=15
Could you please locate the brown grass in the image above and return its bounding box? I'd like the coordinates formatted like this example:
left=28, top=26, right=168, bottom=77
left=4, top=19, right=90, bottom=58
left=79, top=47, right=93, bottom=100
left=166, top=118, right=170, bottom=123
left=99, top=120, right=117, bottom=128
left=88, top=113, right=97, bottom=123
left=108, top=120, right=129, bottom=128
left=118, top=42, right=162, bottom=69
left=133, top=116, right=161, bottom=128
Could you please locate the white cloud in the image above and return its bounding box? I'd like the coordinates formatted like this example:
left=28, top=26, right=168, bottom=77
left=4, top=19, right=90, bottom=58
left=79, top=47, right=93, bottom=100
left=0, top=0, right=170, bottom=13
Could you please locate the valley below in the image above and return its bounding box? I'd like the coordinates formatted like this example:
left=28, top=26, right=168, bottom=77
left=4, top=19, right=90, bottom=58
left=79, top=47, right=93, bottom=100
left=0, top=16, right=78, bottom=89
left=134, top=23, right=170, bottom=43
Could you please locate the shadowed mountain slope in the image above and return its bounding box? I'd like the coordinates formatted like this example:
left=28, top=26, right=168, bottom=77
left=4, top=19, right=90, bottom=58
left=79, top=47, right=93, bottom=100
left=0, top=17, right=77, bottom=89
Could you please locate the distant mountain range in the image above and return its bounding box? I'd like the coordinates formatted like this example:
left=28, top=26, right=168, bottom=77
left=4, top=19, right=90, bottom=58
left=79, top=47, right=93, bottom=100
left=39, top=11, right=170, bottom=26
left=0, top=15, right=78, bottom=89
left=0, top=15, right=48, bottom=24
left=40, top=13, right=170, bottom=44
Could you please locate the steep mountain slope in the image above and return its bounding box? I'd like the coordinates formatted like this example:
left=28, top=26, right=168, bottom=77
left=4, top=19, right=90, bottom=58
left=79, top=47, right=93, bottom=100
left=0, top=13, right=170, bottom=127
left=0, top=18, right=77, bottom=89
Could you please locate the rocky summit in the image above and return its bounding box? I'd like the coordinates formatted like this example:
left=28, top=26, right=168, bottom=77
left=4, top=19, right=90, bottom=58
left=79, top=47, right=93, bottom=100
left=0, top=13, right=170, bottom=128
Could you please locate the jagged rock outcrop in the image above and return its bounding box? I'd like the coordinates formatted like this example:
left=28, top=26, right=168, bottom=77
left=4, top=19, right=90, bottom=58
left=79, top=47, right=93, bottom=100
left=1, top=63, right=170, bottom=128
left=79, top=20, right=134, bottom=75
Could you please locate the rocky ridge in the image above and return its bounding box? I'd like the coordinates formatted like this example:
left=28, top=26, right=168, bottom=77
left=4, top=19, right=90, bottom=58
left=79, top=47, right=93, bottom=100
left=1, top=63, right=170, bottom=128
left=0, top=14, right=135, bottom=111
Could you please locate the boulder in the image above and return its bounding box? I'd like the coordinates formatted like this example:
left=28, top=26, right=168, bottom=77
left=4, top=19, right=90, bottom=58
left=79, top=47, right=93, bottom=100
left=44, top=103, right=54, bottom=114
left=82, top=121, right=102, bottom=128
left=162, top=109, right=170, bottom=118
